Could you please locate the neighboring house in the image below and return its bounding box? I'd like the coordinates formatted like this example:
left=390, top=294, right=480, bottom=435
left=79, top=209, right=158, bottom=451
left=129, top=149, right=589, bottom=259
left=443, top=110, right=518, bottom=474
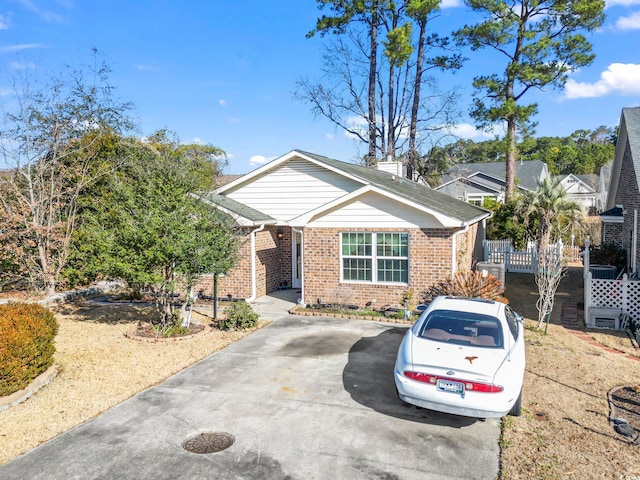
left=197, top=150, right=491, bottom=308
left=554, top=173, right=599, bottom=212
left=435, top=160, right=549, bottom=204
left=600, top=107, right=640, bottom=275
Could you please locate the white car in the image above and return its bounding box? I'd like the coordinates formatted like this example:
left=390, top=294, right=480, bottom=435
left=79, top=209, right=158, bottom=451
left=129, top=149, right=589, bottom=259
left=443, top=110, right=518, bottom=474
left=394, top=296, right=525, bottom=418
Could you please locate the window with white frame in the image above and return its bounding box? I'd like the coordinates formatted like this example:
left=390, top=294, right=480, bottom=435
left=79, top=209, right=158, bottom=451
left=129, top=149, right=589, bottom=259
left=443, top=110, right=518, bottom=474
left=341, top=232, right=408, bottom=283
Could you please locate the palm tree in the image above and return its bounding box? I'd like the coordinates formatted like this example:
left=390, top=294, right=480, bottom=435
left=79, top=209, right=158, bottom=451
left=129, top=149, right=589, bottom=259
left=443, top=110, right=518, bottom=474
left=519, top=178, right=582, bottom=330
left=519, top=178, right=582, bottom=252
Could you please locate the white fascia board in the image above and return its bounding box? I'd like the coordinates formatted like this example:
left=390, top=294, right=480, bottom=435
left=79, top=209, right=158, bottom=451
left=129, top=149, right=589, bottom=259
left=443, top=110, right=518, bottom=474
left=600, top=215, right=624, bottom=224
left=214, top=150, right=368, bottom=194
left=289, top=185, right=489, bottom=228
left=288, top=186, right=376, bottom=227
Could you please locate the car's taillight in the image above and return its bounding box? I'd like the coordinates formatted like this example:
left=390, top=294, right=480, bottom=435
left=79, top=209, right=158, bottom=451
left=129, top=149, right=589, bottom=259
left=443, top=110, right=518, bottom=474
left=403, top=371, right=503, bottom=393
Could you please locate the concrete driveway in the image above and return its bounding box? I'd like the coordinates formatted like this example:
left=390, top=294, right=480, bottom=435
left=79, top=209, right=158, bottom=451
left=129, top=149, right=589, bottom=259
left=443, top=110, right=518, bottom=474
left=0, top=315, right=500, bottom=480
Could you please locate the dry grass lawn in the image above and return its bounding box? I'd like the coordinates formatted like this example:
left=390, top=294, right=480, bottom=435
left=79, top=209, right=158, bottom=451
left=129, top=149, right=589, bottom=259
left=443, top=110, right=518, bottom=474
left=0, top=301, right=264, bottom=465
left=500, top=320, right=640, bottom=479
left=1, top=273, right=640, bottom=478
left=501, top=268, right=640, bottom=479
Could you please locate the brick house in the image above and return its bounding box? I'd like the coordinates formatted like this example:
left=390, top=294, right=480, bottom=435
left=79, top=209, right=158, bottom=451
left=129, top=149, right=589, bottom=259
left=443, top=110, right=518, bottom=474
left=197, top=150, right=491, bottom=308
left=600, top=107, right=640, bottom=275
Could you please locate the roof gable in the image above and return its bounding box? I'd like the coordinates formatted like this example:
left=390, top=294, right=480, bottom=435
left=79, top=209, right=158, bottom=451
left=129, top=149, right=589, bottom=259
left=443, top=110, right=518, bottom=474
left=211, top=150, right=490, bottom=228
left=555, top=174, right=597, bottom=194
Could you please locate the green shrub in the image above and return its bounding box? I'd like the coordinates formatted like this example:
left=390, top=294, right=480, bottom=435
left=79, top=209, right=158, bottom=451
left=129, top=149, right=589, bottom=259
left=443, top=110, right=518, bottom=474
left=151, top=323, right=190, bottom=338
left=220, top=301, right=259, bottom=330
left=0, top=303, right=58, bottom=396
left=587, top=242, right=627, bottom=271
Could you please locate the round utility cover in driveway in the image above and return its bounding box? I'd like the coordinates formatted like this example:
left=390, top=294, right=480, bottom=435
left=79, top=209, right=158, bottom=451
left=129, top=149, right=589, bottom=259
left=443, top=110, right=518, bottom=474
left=182, top=432, right=234, bottom=454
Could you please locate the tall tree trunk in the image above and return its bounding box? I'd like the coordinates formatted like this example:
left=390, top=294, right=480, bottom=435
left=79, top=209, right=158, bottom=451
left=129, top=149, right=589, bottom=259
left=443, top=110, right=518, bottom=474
left=505, top=116, right=517, bottom=201
left=408, top=17, right=427, bottom=180
left=367, top=0, right=379, bottom=166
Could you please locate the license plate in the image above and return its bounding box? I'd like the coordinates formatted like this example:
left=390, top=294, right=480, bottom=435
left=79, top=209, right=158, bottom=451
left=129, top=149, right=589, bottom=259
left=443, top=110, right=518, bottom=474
left=437, top=379, right=464, bottom=396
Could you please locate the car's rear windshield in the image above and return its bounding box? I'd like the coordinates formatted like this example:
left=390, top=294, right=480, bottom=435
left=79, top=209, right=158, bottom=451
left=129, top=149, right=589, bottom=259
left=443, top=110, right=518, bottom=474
left=418, top=309, right=503, bottom=348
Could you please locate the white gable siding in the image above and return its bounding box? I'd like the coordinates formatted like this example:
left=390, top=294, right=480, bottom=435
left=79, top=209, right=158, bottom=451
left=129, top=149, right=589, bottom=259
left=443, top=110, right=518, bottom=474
left=226, top=159, right=362, bottom=221
left=306, top=191, right=443, bottom=228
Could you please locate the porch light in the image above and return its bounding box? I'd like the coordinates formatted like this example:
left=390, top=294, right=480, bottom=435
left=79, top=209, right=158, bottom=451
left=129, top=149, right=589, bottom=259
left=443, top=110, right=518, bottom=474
left=276, top=230, right=284, bottom=239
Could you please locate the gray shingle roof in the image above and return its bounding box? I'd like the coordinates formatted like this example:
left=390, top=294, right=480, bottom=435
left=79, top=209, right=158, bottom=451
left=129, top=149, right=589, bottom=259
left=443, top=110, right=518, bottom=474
left=600, top=206, right=623, bottom=217
left=436, top=177, right=502, bottom=197
left=574, top=174, right=599, bottom=190
left=623, top=107, right=640, bottom=190
left=297, top=150, right=490, bottom=224
left=442, top=160, right=547, bottom=191
left=197, top=192, right=275, bottom=223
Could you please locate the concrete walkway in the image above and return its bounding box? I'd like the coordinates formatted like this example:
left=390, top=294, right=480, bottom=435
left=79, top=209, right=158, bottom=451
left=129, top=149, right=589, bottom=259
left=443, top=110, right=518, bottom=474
left=249, top=288, right=299, bottom=321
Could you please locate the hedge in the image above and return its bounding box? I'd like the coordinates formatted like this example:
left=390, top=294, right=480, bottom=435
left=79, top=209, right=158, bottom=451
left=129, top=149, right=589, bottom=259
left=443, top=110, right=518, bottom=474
left=0, top=303, right=58, bottom=397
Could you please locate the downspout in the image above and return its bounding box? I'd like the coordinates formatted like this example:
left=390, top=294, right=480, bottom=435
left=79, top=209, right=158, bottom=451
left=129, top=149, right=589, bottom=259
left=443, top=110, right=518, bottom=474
left=245, top=224, right=265, bottom=303
left=292, top=226, right=304, bottom=305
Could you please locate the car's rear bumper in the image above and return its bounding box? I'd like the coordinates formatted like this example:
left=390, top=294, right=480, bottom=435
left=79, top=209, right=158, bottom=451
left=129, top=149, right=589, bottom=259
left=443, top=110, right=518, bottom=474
left=395, top=370, right=513, bottom=419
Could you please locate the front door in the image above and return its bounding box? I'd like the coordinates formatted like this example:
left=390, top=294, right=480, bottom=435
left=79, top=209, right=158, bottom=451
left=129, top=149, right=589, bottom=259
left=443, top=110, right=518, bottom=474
left=292, top=230, right=302, bottom=288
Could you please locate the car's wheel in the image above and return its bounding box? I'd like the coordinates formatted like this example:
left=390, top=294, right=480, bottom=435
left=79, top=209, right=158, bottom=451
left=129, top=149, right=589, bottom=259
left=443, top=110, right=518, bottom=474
left=509, top=390, right=522, bottom=417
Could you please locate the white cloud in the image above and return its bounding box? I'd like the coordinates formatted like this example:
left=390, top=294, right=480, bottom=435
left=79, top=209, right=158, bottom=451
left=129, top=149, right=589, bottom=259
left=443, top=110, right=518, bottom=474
left=440, top=0, right=463, bottom=7
left=343, top=116, right=368, bottom=140
left=191, top=137, right=203, bottom=145
left=227, top=117, right=241, bottom=124
left=0, top=14, right=11, bottom=29
left=136, top=64, right=158, bottom=71
left=10, top=61, right=36, bottom=70
left=0, top=43, right=45, bottom=53
left=606, top=0, right=640, bottom=7
left=446, top=123, right=504, bottom=139
left=249, top=155, right=268, bottom=166
left=615, top=10, right=640, bottom=29
left=218, top=99, right=227, bottom=107
left=325, top=133, right=334, bottom=140
left=564, top=63, right=640, bottom=98
left=14, top=0, right=67, bottom=23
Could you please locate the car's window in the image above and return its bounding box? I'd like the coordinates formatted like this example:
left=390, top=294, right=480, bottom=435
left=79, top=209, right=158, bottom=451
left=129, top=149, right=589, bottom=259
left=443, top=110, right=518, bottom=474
left=505, top=306, right=519, bottom=340
left=419, top=309, right=504, bottom=348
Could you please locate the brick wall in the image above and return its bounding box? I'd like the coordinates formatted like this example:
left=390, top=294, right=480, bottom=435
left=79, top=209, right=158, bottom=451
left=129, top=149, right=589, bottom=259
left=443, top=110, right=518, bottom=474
left=193, top=223, right=480, bottom=306
left=303, top=227, right=460, bottom=308
left=614, top=142, right=640, bottom=272
left=193, top=226, right=289, bottom=300
left=601, top=222, right=624, bottom=248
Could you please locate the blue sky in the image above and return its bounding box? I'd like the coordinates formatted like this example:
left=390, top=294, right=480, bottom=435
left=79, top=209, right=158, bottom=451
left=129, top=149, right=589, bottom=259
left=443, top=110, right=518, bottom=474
left=1, top=0, right=640, bottom=174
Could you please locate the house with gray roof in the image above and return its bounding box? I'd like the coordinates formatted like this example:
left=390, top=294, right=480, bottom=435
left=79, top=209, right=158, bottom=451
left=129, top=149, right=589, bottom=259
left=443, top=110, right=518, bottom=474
left=435, top=160, right=549, bottom=205
left=601, top=107, right=640, bottom=275
left=196, top=150, right=491, bottom=308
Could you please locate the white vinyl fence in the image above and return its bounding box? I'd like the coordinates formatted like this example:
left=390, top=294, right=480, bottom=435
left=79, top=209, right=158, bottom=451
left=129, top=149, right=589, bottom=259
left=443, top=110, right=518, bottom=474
left=484, top=239, right=573, bottom=274
left=483, top=240, right=537, bottom=273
